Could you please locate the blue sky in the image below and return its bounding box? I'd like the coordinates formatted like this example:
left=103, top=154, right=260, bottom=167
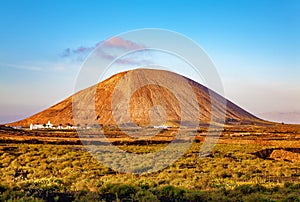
left=0, top=0, right=299, bottom=123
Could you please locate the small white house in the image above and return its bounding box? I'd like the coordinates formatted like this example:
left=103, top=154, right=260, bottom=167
left=30, top=123, right=44, bottom=130
left=153, top=125, right=169, bottom=129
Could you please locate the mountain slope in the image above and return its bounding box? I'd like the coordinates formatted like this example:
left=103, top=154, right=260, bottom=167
left=10, top=69, right=264, bottom=127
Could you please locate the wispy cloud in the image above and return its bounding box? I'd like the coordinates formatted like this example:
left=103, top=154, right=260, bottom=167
left=61, top=46, right=95, bottom=58
left=60, top=37, right=147, bottom=65
left=0, top=62, right=43, bottom=71
left=0, top=61, right=80, bottom=73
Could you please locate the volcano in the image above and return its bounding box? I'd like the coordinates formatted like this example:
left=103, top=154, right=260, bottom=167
left=9, top=69, right=264, bottom=127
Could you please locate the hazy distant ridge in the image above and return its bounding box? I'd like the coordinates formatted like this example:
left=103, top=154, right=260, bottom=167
left=259, top=112, right=300, bottom=124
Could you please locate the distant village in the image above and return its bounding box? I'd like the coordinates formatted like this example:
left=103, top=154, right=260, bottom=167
left=29, top=121, right=86, bottom=130
left=26, top=121, right=170, bottom=130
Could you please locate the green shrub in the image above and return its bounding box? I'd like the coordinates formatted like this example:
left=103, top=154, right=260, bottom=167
left=184, top=191, right=208, bottom=201
left=74, top=191, right=102, bottom=202
left=284, top=182, right=294, bottom=188
left=0, top=189, right=43, bottom=202
left=21, top=177, right=66, bottom=192
left=235, top=184, right=267, bottom=195
left=159, top=185, right=185, bottom=199
left=135, top=190, right=159, bottom=202
left=282, top=194, right=300, bottom=202
left=0, top=184, right=8, bottom=193
left=101, top=183, right=138, bottom=200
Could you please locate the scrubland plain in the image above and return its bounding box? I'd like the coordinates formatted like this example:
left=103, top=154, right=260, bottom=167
left=0, top=124, right=299, bottom=201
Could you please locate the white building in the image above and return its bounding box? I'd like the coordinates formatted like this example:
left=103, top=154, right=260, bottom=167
left=153, top=125, right=169, bottom=129
left=45, top=121, right=53, bottom=129
left=30, top=121, right=53, bottom=130
left=30, top=123, right=44, bottom=130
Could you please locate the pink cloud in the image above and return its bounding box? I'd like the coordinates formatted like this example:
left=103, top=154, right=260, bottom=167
left=102, top=37, right=145, bottom=50
left=61, top=37, right=145, bottom=58
left=60, top=37, right=148, bottom=65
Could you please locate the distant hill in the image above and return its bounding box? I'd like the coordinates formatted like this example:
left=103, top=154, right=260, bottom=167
left=9, top=69, right=265, bottom=127
left=258, top=112, right=300, bottom=124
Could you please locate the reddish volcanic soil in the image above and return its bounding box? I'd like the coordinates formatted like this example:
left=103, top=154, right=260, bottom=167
left=9, top=69, right=265, bottom=128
